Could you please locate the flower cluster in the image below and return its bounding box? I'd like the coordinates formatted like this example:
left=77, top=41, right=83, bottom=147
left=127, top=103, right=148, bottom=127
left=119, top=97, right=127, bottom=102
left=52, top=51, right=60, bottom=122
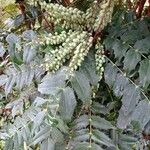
left=95, top=43, right=105, bottom=80
left=39, top=31, right=68, bottom=45
left=40, top=1, right=86, bottom=30
left=47, top=31, right=90, bottom=71
left=39, top=0, right=114, bottom=31
left=85, top=1, right=101, bottom=29
left=93, top=0, right=114, bottom=31
left=38, top=0, right=114, bottom=74
left=69, top=36, right=93, bottom=72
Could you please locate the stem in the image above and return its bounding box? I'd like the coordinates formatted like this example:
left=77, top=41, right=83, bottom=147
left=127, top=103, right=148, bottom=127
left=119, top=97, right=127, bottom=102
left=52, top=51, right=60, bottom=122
left=147, top=0, right=150, bottom=16
left=63, top=0, right=70, bottom=6
left=118, top=0, right=122, bottom=6
left=126, top=0, right=133, bottom=9
left=135, top=0, right=146, bottom=18
left=88, top=106, right=92, bottom=149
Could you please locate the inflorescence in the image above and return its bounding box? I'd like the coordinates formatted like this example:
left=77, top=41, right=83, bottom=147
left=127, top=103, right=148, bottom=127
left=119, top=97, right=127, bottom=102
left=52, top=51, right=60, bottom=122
left=38, top=0, right=114, bottom=75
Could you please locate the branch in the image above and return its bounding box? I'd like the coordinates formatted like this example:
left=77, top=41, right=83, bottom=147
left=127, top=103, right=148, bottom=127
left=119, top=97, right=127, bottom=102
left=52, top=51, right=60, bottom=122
left=135, top=0, right=146, bottom=18
left=63, top=0, right=71, bottom=6
left=126, top=0, right=133, bottom=9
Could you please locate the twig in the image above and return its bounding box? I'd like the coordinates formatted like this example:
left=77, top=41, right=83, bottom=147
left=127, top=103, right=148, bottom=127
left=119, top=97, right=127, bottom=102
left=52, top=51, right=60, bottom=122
left=126, top=0, right=133, bottom=9
left=135, top=0, right=146, bottom=18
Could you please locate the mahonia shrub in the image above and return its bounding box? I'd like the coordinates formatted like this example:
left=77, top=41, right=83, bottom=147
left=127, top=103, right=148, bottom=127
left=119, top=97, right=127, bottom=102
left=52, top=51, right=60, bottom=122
left=0, top=0, right=150, bottom=150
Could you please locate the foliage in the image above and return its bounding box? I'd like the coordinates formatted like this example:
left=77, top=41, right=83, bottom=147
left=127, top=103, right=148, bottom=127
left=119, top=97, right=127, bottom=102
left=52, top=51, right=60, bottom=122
left=0, top=0, right=150, bottom=150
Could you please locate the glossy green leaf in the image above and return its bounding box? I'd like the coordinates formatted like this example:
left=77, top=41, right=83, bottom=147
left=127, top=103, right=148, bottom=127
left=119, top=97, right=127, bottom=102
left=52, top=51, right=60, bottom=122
left=134, top=36, right=150, bottom=54
left=92, top=130, right=115, bottom=147
left=40, top=138, right=55, bottom=150
left=112, top=40, right=128, bottom=60
left=121, top=84, right=140, bottom=115
left=59, top=87, right=76, bottom=121
left=139, top=59, right=150, bottom=88
left=71, top=71, right=91, bottom=103
left=38, top=68, right=67, bottom=95
left=104, top=63, right=118, bottom=87
left=91, top=116, right=115, bottom=130
left=22, top=30, right=37, bottom=41
left=117, top=84, right=141, bottom=129
left=80, top=53, right=99, bottom=86
left=113, top=74, right=129, bottom=97
left=0, top=42, right=6, bottom=57
left=23, top=44, right=37, bottom=64
left=123, top=49, right=141, bottom=71
left=132, top=100, right=150, bottom=129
